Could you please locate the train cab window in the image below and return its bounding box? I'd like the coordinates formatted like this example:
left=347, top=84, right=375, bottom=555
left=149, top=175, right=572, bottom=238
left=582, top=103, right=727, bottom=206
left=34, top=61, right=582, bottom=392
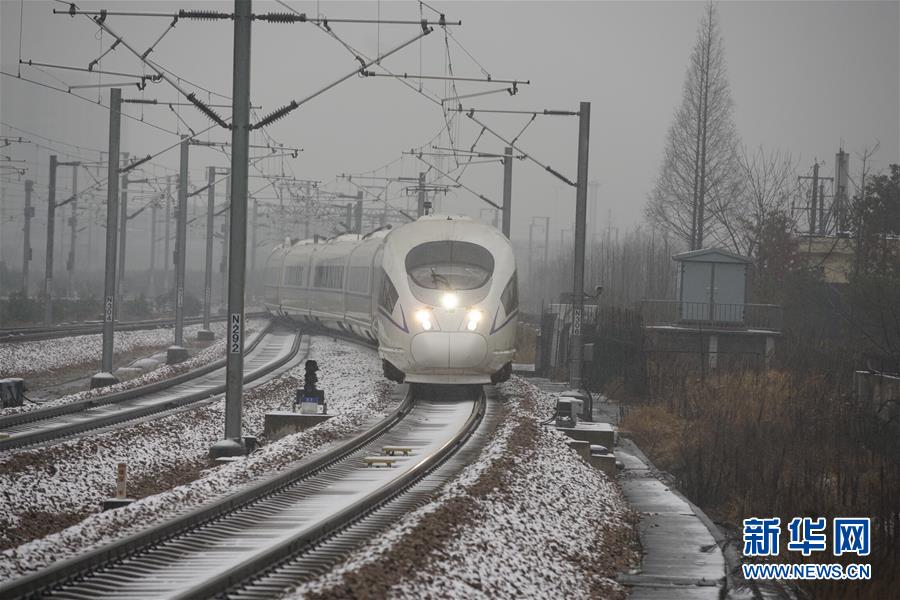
left=501, top=272, right=518, bottom=314
left=405, top=241, right=494, bottom=290
left=379, top=269, right=399, bottom=312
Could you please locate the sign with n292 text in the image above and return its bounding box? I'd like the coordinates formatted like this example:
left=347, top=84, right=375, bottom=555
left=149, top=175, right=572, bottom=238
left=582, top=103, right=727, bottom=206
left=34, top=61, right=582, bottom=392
left=230, top=313, right=242, bottom=354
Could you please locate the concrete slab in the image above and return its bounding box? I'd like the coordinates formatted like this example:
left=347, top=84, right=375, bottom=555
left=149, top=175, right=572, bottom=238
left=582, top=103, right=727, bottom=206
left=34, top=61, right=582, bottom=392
left=567, top=439, right=591, bottom=461
left=529, top=378, right=727, bottom=597
left=588, top=452, right=618, bottom=477
left=617, top=439, right=726, bottom=597
left=264, top=411, right=335, bottom=442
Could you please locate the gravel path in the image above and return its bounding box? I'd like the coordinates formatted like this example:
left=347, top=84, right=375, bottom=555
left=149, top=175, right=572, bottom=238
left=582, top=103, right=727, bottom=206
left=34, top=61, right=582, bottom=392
left=291, top=376, right=638, bottom=600
left=0, top=335, right=391, bottom=578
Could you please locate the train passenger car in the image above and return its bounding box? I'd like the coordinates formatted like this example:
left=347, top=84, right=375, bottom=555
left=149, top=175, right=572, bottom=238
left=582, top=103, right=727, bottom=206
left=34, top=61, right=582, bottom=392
left=264, top=215, right=518, bottom=385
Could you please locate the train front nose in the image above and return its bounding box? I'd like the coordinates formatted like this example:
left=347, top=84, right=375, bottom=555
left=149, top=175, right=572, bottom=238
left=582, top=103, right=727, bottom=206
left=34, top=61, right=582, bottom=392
left=410, top=331, right=487, bottom=369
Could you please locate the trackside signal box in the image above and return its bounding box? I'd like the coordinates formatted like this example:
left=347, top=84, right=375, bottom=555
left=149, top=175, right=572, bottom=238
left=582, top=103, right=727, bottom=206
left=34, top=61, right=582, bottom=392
left=296, top=359, right=326, bottom=414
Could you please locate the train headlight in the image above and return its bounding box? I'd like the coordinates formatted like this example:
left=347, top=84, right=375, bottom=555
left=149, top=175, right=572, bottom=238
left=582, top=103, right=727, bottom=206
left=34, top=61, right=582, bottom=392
left=415, top=309, right=433, bottom=331
left=441, top=292, right=459, bottom=310
left=466, top=309, right=482, bottom=331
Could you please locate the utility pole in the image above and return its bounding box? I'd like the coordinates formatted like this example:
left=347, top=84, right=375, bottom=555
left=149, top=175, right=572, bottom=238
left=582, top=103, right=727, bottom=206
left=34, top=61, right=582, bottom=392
left=43, top=155, right=58, bottom=324
left=149, top=196, right=157, bottom=296
left=91, top=87, right=122, bottom=389
left=212, top=0, right=251, bottom=458
left=251, top=198, right=258, bottom=271
left=502, top=146, right=512, bottom=238
left=304, top=181, right=311, bottom=239
left=22, top=179, right=33, bottom=295
left=164, top=175, right=171, bottom=288
left=569, top=101, right=591, bottom=422
left=116, top=152, right=129, bottom=304
left=167, top=137, right=190, bottom=364
left=810, top=162, right=819, bottom=234
left=416, top=171, right=426, bottom=217
left=355, top=191, right=363, bottom=234
left=198, top=166, right=216, bottom=341
left=67, top=165, right=78, bottom=297
left=221, top=174, right=230, bottom=306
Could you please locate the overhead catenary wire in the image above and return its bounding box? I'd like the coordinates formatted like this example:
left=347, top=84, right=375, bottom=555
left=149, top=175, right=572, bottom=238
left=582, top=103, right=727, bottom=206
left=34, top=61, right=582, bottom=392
left=412, top=152, right=501, bottom=210
left=252, top=27, right=434, bottom=129
left=464, top=111, right=577, bottom=187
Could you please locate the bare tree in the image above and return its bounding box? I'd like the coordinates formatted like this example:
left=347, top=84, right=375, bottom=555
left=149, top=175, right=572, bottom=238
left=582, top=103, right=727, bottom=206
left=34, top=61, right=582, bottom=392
left=646, top=1, right=741, bottom=250
left=728, top=146, right=799, bottom=257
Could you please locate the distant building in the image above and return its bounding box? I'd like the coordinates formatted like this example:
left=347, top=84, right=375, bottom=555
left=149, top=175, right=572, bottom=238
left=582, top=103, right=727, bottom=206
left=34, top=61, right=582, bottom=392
left=797, top=235, right=856, bottom=284
left=640, top=247, right=782, bottom=371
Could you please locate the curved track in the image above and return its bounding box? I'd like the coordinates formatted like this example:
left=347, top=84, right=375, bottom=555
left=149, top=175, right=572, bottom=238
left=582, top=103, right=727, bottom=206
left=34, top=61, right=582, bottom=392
left=0, top=385, right=487, bottom=600
left=0, top=325, right=302, bottom=452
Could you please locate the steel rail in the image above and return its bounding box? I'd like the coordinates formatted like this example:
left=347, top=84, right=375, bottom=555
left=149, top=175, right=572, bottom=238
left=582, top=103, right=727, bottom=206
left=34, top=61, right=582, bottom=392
left=0, top=325, right=303, bottom=452
left=0, top=385, right=421, bottom=600
left=0, top=311, right=268, bottom=344
left=0, top=321, right=272, bottom=430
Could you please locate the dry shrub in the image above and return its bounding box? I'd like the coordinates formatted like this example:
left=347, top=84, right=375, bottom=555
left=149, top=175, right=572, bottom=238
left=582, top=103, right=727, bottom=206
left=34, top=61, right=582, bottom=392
left=620, top=405, right=687, bottom=471
left=632, top=369, right=900, bottom=598
left=513, top=324, right=537, bottom=363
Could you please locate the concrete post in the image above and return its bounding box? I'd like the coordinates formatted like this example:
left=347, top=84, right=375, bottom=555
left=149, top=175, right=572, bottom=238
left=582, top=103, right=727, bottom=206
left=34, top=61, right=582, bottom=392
left=167, top=137, right=190, bottom=364
left=164, top=175, right=171, bottom=287
left=22, top=179, right=33, bottom=295
left=91, top=88, right=122, bottom=389
left=198, top=166, right=216, bottom=340
left=149, top=196, right=157, bottom=295
left=43, top=155, right=58, bottom=324
left=502, top=146, right=512, bottom=238
left=116, top=153, right=129, bottom=307
left=212, top=0, right=251, bottom=458
left=417, top=171, right=425, bottom=218
left=569, top=102, right=591, bottom=422
left=67, top=166, right=78, bottom=297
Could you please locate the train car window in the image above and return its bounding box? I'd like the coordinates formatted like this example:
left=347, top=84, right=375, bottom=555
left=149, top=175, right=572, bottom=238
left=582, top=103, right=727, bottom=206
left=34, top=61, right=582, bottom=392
left=284, top=265, right=305, bottom=286
left=405, top=241, right=494, bottom=290
left=348, top=266, right=370, bottom=293
left=501, top=272, right=518, bottom=314
left=379, top=269, right=399, bottom=313
left=314, top=265, right=344, bottom=289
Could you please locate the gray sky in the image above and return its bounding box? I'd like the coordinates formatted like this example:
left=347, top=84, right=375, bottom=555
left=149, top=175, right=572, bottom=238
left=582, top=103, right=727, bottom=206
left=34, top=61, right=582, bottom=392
left=1, top=0, right=898, bottom=260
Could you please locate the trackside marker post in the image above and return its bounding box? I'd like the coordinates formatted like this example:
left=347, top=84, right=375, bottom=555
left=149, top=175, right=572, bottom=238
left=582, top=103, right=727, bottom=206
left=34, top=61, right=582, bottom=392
left=102, top=460, right=134, bottom=510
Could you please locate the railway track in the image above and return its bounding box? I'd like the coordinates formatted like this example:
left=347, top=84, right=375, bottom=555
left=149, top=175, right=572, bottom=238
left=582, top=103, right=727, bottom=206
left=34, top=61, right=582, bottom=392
left=0, top=384, right=492, bottom=600
left=0, top=324, right=303, bottom=452
left=0, top=312, right=268, bottom=344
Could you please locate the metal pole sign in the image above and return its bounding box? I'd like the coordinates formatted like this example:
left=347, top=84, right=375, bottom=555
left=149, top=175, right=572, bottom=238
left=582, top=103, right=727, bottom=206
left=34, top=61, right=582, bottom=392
left=230, top=313, right=242, bottom=354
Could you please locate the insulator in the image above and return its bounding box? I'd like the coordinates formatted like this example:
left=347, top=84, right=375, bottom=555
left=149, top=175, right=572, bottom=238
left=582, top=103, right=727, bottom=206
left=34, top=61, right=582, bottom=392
left=251, top=101, right=298, bottom=130
left=186, top=93, right=230, bottom=129
left=178, top=10, right=231, bottom=21
left=257, top=12, right=304, bottom=23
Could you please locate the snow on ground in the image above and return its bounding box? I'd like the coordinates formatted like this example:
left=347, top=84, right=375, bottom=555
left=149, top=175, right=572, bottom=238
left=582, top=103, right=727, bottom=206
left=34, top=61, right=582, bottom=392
left=0, top=336, right=393, bottom=579
left=0, top=320, right=232, bottom=379
left=0, top=320, right=263, bottom=418
left=291, top=376, right=638, bottom=600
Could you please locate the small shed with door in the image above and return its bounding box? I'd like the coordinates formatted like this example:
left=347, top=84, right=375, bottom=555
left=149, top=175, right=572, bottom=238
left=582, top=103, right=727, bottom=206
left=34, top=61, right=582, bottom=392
left=675, top=248, right=751, bottom=324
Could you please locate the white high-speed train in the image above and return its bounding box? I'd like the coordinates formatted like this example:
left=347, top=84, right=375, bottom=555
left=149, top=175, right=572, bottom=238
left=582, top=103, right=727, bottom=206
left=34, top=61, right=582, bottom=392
left=263, top=214, right=518, bottom=384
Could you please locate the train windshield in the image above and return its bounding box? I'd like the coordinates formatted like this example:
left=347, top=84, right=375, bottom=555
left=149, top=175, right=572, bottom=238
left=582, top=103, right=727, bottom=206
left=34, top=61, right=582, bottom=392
left=405, top=241, right=494, bottom=290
